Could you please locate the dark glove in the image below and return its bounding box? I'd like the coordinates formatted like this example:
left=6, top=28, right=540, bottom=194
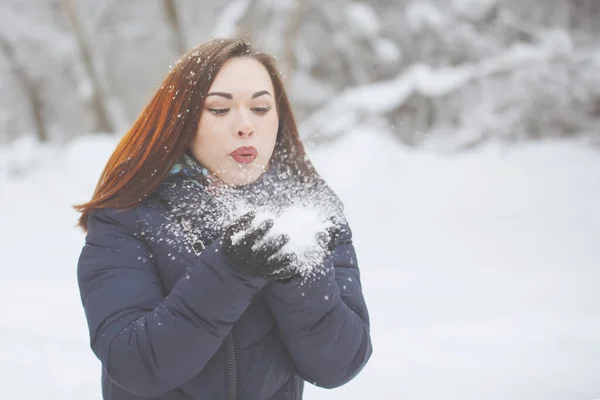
left=221, top=211, right=291, bottom=278
left=317, top=220, right=342, bottom=254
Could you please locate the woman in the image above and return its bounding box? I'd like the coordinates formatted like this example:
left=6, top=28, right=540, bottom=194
left=75, top=38, right=372, bottom=400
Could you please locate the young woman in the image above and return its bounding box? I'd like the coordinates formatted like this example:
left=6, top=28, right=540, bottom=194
left=75, top=38, right=372, bottom=400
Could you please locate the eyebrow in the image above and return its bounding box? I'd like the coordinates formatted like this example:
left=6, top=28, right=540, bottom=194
left=251, top=90, right=271, bottom=99
left=206, top=90, right=271, bottom=100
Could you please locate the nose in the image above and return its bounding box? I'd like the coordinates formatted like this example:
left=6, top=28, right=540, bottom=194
left=236, top=111, right=254, bottom=138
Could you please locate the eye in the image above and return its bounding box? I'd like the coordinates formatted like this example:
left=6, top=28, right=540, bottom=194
left=252, top=106, right=271, bottom=115
left=208, top=108, right=229, bottom=116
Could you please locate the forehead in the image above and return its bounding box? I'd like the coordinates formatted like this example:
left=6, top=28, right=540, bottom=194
left=208, top=57, right=274, bottom=95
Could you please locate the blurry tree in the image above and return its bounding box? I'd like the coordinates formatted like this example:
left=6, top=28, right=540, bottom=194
left=0, top=35, right=48, bottom=141
left=162, top=0, right=187, bottom=56
left=233, top=0, right=308, bottom=80
left=0, top=0, right=598, bottom=149
left=62, top=0, right=115, bottom=133
left=300, top=0, right=600, bottom=149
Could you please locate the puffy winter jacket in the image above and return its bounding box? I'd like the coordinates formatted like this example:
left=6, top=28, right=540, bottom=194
left=77, top=169, right=372, bottom=399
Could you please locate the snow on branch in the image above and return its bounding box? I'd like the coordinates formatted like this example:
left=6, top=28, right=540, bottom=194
left=301, top=31, right=571, bottom=140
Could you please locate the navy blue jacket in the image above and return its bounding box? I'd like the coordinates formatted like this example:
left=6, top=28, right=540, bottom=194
left=77, top=166, right=372, bottom=399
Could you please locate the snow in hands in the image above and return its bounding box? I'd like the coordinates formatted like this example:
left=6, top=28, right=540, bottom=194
left=231, top=203, right=334, bottom=278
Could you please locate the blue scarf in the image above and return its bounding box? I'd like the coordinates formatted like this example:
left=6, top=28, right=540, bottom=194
left=169, top=153, right=212, bottom=184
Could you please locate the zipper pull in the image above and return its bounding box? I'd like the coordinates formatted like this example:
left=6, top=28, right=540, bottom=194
left=192, top=240, right=205, bottom=256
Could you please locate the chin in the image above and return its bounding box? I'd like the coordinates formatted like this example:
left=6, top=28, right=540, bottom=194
left=225, top=177, right=259, bottom=187
left=216, top=160, right=268, bottom=186
left=222, top=171, right=262, bottom=186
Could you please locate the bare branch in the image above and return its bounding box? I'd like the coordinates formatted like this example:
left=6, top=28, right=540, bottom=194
left=62, top=0, right=115, bottom=133
left=162, top=0, right=187, bottom=56
left=0, top=35, right=48, bottom=142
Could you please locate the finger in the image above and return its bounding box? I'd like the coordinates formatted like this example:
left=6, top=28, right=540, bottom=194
left=223, top=212, right=255, bottom=248
left=326, top=224, right=339, bottom=237
left=262, top=233, right=290, bottom=254
left=235, top=211, right=256, bottom=229
left=269, top=266, right=299, bottom=281
left=265, top=251, right=298, bottom=270
left=262, top=253, right=298, bottom=276
left=316, top=231, right=330, bottom=249
left=253, top=233, right=289, bottom=267
left=243, top=218, right=274, bottom=244
left=227, top=211, right=256, bottom=235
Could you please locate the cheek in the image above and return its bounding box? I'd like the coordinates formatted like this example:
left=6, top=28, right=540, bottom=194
left=196, top=119, right=224, bottom=146
left=263, top=113, right=279, bottom=138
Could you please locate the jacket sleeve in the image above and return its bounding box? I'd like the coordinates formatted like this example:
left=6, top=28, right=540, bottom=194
left=264, top=223, right=373, bottom=389
left=77, top=207, right=266, bottom=397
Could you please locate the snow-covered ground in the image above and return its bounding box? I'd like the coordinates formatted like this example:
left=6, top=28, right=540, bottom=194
left=1, top=130, right=599, bottom=399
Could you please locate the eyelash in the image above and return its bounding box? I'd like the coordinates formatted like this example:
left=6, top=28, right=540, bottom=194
left=208, top=107, right=271, bottom=116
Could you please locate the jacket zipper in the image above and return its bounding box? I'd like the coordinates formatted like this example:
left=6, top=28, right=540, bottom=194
left=226, top=331, right=237, bottom=400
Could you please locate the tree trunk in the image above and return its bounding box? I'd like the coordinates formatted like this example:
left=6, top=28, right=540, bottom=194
left=0, top=36, right=49, bottom=142
left=62, top=0, right=115, bottom=133
left=163, top=0, right=187, bottom=56
left=283, top=0, right=308, bottom=81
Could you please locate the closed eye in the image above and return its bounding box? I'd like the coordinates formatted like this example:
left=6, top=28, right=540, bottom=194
left=207, top=106, right=271, bottom=116
left=252, top=106, right=271, bottom=114
left=208, top=108, right=229, bottom=116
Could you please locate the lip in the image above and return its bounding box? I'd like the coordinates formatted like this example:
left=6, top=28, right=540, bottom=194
left=229, top=146, right=258, bottom=164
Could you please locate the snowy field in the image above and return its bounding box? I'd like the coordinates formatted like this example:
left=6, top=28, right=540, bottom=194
left=1, top=129, right=599, bottom=399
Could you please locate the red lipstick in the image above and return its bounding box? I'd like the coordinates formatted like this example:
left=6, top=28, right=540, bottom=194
left=230, top=146, right=258, bottom=164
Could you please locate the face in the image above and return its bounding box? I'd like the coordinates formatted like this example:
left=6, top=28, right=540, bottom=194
left=190, top=57, right=279, bottom=186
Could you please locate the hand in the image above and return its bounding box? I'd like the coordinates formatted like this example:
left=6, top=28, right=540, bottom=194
left=316, top=218, right=343, bottom=254
left=221, top=211, right=291, bottom=278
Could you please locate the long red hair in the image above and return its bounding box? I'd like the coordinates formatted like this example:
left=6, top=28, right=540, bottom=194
left=74, top=38, right=314, bottom=231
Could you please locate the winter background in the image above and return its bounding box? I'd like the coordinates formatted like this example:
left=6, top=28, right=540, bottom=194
left=1, top=0, right=599, bottom=399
